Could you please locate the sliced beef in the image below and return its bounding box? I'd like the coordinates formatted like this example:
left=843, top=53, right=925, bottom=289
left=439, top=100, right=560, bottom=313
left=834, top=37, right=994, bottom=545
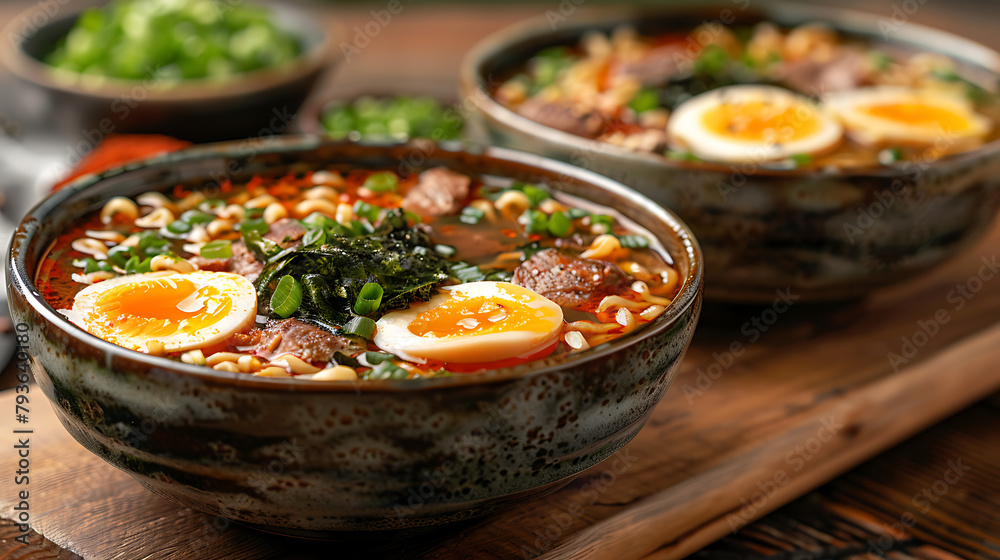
left=190, top=255, right=229, bottom=272
left=264, top=218, right=306, bottom=248
left=517, top=99, right=606, bottom=139
left=402, top=167, right=471, bottom=217
left=512, top=249, right=630, bottom=312
left=254, top=318, right=365, bottom=363
left=190, top=241, right=263, bottom=282
left=229, top=242, right=263, bottom=282
left=775, top=47, right=873, bottom=96
left=611, top=45, right=687, bottom=86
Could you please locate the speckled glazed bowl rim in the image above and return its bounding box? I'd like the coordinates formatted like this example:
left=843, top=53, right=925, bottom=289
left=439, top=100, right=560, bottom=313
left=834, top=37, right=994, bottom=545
left=0, top=1, right=338, bottom=102
left=459, top=1, right=1000, bottom=178
left=8, top=136, right=703, bottom=393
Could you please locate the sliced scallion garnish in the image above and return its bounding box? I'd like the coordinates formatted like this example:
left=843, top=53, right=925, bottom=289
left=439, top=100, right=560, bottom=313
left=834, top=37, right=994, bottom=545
left=353, top=282, right=384, bottom=316
left=345, top=316, right=377, bottom=339
left=270, top=275, right=303, bottom=319
left=362, top=172, right=398, bottom=192
left=200, top=239, right=233, bottom=259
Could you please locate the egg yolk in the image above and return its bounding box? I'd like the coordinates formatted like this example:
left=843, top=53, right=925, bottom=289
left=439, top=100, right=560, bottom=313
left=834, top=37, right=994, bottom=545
left=861, top=102, right=970, bottom=131
left=408, top=293, right=556, bottom=338
left=702, top=100, right=821, bottom=143
left=86, top=276, right=233, bottom=341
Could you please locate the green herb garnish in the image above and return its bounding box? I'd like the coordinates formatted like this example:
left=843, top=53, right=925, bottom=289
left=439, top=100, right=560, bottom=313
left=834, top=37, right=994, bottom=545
left=354, top=282, right=384, bottom=316
left=270, top=275, right=303, bottom=319
left=344, top=316, right=377, bottom=339
left=200, top=240, right=233, bottom=260
left=617, top=235, right=650, bottom=249
left=362, top=172, right=398, bottom=193
left=629, top=88, right=660, bottom=113
left=547, top=211, right=571, bottom=237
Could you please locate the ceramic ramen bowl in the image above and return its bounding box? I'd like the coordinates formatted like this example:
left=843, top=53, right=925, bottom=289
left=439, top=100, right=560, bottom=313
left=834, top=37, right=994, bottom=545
left=460, top=3, right=1000, bottom=302
left=6, top=137, right=702, bottom=537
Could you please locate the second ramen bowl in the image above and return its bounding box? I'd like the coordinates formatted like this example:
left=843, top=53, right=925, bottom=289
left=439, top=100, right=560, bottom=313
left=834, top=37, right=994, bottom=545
left=461, top=3, right=1000, bottom=302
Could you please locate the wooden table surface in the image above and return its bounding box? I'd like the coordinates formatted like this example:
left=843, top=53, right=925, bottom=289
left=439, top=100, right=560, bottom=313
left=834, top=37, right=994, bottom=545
left=3, top=1, right=1000, bottom=559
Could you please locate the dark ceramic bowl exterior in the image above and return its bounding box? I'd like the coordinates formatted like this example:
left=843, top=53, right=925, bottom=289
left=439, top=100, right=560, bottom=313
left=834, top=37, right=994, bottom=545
left=0, top=3, right=336, bottom=143
left=460, top=3, right=1000, bottom=302
left=6, top=138, right=702, bottom=535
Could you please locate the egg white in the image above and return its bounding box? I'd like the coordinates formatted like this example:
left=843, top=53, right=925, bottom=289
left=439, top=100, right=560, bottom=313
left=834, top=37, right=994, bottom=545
left=65, top=270, right=257, bottom=353
left=823, top=86, right=991, bottom=148
left=667, top=84, right=843, bottom=163
left=373, top=281, right=564, bottom=364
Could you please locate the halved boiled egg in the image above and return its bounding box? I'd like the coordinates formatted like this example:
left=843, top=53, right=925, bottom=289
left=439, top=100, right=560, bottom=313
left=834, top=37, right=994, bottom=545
left=824, top=86, right=991, bottom=148
left=373, top=281, right=564, bottom=364
left=64, top=271, right=257, bottom=353
left=667, top=85, right=843, bottom=163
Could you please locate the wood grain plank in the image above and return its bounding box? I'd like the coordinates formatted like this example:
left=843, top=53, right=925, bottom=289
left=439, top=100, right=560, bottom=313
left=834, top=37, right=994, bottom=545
left=539, top=322, right=1000, bottom=560
left=696, top=403, right=1000, bottom=559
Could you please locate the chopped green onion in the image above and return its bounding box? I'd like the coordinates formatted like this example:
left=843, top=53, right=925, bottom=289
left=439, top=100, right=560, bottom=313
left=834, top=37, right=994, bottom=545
left=629, top=88, right=660, bottom=113
left=450, top=262, right=485, bottom=283
left=519, top=184, right=550, bottom=207
left=434, top=244, right=457, bottom=257
left=180, top=210, right=214, bottom=225
left=303, top=226, right=326, bottom=247
left=460, top=206, right=485, bottom=224
left=237, top=218, right=269, bottom=236
left=369, top=361, right=409, bottom=380
left=362, top=172, right=398, bottom=192
left=547, top=211, right=571, bottom=237
left=200, top=240, right=233, bottom=259
left=353, top=201, right=382, bottom=223
left=365, top=351, right=395, bottom=365
left=125, top=255, right=152, bottom=274
left=302, top=212, right=335, bottom=229
left=354, top=282, right=384, bottom=316
left=107, top=245, right=133, bottom=267
left=568, top=208, right=589, bottom=220
left=666, top=150, right=701, bottom=162
left=74, top=258, right=112, bottom=274
left=166, top=220, right=192, bottom=234
left=345, top=316, right=377, bottom=339
left=617, top=235, right=650, bottom=249
left=523, top=209, right=549, bottom=234
left=589, top=214, right=614, bottom=233
left=789, top=153, right=813, bottom=167
left=692, top=43, right=730, bottom=75
left=270, top=275, right=303, bottom=319
left=350, top=219, right=374, bottom=235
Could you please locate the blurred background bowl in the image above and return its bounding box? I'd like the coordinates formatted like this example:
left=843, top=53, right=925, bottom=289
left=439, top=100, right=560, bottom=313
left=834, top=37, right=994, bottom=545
left=6, top=137, right=702, bottom=536
left=461, top=2, right=1000, bottom=302
left=298, top=92, right=465, bottom=143
left=0, top=1, right=336, bottom=143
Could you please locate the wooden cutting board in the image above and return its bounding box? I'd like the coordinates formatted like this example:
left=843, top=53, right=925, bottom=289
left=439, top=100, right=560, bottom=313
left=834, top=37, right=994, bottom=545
left=3, top=222, right=1000, bottom=560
